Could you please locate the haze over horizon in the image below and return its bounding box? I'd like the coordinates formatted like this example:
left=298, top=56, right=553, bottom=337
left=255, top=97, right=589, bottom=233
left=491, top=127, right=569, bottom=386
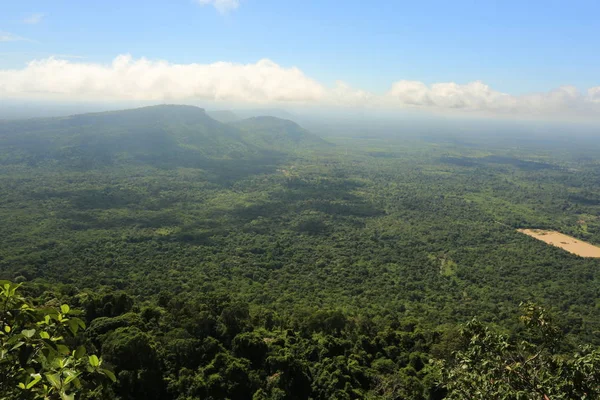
left=1, top=1, right=600, bottom=124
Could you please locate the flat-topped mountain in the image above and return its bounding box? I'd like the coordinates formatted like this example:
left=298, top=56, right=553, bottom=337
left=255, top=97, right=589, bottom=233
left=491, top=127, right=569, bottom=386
left=0, top=105, right=251, bottom=168
left=0, top=105, right=330, bottom=170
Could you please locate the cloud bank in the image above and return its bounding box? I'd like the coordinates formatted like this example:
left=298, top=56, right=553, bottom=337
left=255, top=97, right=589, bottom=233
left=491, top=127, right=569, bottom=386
left=1, top=54, right=599, bottom=121
left=0, top=55, right=325, bottom=102
left=195, top=0, right=240, bottom=14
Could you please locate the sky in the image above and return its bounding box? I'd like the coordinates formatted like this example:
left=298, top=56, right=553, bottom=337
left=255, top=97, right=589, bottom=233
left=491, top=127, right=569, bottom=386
left=1, top=0, right=599, bottom=122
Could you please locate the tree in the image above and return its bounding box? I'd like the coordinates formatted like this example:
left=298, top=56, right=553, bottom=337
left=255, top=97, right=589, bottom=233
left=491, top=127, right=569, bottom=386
left=100, top=326, right=165, bottom=400
left=441, top=302, right=600, bottom=399
left=0, top=280, right=115, bottom=400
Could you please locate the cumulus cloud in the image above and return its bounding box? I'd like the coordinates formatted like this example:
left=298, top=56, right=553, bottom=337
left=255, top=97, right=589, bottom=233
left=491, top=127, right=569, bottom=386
left=0, top=55, right=326, bottom=103
left=386, top=80, right=600, bottom=118
left=588, top=87, right=600, bottom=103
left=195, top=0, right=240, bottom=14
left=388, top=80, right=515, bottom=110
left=0, top=54, right=599, bottom=121
left=23, top=13, right=45, bottom=25
left=329, top=81, right=375, bottom=106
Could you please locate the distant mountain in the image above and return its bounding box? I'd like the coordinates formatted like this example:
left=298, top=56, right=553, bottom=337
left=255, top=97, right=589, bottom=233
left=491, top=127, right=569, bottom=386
left=0, top=105, right=260, bottom=169
left=233, top=108, right=297, bottom=120
left=206, top=110, right=241, bottom=123
left=231, top=116, right=332, bottom=151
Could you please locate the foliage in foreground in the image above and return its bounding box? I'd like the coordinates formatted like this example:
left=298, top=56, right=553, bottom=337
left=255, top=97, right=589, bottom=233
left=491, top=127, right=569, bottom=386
left=0, top=281, right=115, bottom=400
left=4, top=279, right=600, bottom=400
left=442, top=302, right=600, bottom=399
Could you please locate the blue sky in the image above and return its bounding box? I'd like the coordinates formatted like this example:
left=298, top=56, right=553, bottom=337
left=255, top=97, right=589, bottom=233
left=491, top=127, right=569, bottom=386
left=1, top=1, right=599, bottom=120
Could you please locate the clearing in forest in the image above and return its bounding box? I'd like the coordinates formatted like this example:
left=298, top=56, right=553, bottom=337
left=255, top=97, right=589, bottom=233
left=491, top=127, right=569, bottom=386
left=518, top=229, right=600, bottom=258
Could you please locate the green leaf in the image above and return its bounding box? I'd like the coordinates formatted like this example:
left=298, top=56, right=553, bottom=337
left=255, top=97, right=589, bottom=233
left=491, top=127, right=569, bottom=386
left=26, top=374, right=42, bottom=389
left=67, top=319, right=79, bottom=335
left=72, top=317, right=86, bottom=329
left=39, top=331, right=50, bottom=339
left=21, top=329, right=36, bottom=338
left=71, top=377, right=81, bottom=389
left=45, top=372, right=62, bottom=389
left=60, top=304, right=70, bottom=314
left=4, top=325, right=10, bottom=333
left=57, top=344, right=70, bottom=356
left=74, top=345, right=86, bottom=359
left=63, top=370, right=80, bottom=386
left=101, top=368, right=117, bottom=382
left=10, top=341, right=25, bottom=351
left=88, top=354, right=100, bottom=367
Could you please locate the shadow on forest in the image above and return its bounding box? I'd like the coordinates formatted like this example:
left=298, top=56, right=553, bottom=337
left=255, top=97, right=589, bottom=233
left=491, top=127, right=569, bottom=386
left=440, top=155, right=557, bottom=171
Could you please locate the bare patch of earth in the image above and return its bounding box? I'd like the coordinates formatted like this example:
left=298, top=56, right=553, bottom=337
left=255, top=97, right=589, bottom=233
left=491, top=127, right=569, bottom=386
left=518, top=229, right=600, bottom=258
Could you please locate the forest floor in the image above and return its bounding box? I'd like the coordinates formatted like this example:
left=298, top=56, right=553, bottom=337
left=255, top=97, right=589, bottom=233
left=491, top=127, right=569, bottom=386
left=518, top=229, right=600, bottom=257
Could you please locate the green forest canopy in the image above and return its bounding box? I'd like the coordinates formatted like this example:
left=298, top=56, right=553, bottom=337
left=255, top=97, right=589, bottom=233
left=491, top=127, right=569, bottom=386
left=1, top=105, right=600, bottom=399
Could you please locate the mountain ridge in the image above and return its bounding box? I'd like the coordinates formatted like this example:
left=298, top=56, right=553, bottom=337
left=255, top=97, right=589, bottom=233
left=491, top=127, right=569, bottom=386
left=0, top=104, right=330, bottom=170
left=231, top=115, right=332, bottom=151
left=0, top=105, right=256, bottom=168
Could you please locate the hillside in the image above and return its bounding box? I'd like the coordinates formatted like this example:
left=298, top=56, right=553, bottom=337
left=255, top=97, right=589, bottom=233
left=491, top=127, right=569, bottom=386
left=0, top=105, right=259, bottom=168
left=207, top=109, right=241, bottom=123
left=232, top=116, right=332, bottom=150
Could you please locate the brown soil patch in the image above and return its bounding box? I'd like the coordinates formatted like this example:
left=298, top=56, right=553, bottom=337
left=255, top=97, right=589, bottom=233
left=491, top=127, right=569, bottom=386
left=518, top=229, right=600, bottom=258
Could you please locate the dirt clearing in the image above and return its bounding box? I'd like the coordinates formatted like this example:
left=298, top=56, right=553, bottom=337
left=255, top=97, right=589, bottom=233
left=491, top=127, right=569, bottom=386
left=518, top=229, right=600, bottom=258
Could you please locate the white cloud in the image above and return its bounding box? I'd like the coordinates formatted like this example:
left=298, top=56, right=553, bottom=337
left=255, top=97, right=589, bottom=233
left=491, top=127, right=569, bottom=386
left=0, top=54, right=599, bottom=121
left=387, top=80, right=516, bottom=111
left=0, top=55, right=325, bottom=103
left=588, top=87, right=600, bottom=103
left=329, top=81, right=375, bottom=106
left=195, top=0, right=240, bottom=14
left=23, top=13, right=45, bottom=25
left=0, top=31, right=28, bottom=42
left=386, top=80, right=600, bottom=118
